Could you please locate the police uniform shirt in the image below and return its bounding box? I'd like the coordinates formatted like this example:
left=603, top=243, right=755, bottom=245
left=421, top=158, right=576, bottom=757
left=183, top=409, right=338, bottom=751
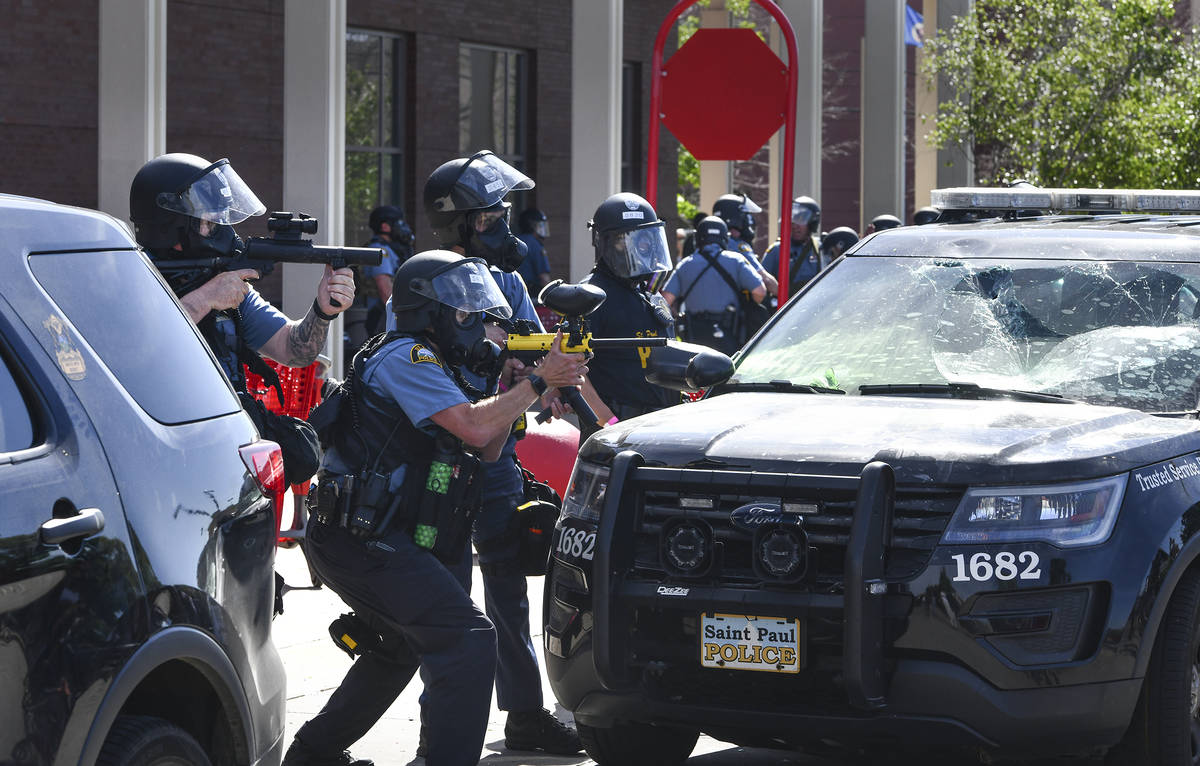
left=581, top=267, right=676, bottom=413
left=362, top=238, right=402, bottom=312
left=516, top=233, right=550, bottom=299
left=663, top=245, right=763, bottom=315
left=321, top=335, right=469, bottom=487
left=211, top=286, right=288, bottom=387
left=763, top=235, right=824, bottom=289
left=730, top=237, right=761, bottom=266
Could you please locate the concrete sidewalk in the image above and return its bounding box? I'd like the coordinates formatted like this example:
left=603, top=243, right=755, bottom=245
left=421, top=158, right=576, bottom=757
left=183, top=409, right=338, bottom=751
left=271, top=543, right=822, bottom=765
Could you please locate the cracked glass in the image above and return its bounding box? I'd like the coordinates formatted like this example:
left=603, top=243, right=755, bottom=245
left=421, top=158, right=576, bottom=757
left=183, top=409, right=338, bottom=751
left=735, top=254, right=1200, bottom=413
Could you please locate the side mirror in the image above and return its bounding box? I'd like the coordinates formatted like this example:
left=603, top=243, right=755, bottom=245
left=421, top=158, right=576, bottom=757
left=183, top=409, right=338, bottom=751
left=645, top=341, right=734, bottom=393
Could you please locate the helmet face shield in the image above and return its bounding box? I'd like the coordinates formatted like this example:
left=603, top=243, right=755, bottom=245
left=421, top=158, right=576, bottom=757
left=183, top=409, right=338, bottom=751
left=414, top=257, right=512, bottom=319
left=155, top=159, right=265, bottom=225
left=740, top=195, right=763, bottom=215
left=791, top=200, right=814, bottom=227
left=430, top=151, right=534, bottom=216
left=600, top=222, right=673, bottom=279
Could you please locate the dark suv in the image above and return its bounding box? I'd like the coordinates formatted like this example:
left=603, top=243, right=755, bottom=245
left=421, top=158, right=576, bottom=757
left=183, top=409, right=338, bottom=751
left=0, top=194, right=286, bottom=765
left=546, top=187, right=1200, bottom=765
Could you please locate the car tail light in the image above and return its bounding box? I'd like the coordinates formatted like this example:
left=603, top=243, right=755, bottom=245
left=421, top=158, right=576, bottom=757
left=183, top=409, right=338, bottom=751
left=240, top=440, right=286, bottom=531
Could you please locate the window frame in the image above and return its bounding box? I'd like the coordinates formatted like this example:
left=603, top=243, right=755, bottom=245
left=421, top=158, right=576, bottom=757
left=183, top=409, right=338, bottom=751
left=458, top=42, right=531, bottom=174
left=345, top=27, right=409, bottom=246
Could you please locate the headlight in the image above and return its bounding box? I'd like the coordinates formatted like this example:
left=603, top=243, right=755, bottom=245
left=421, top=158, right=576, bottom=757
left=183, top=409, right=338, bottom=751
left=942, top=475, right=1127, bottom=547
left=560, top=461, right=610, bottom=522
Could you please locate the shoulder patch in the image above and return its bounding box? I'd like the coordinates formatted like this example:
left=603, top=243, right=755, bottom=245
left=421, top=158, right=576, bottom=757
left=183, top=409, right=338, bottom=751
left=410, top=343, right=442, bottom=367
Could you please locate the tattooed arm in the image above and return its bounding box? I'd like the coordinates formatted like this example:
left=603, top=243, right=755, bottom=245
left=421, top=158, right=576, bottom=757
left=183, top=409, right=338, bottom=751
left=257, top=265, right=355, bottom=367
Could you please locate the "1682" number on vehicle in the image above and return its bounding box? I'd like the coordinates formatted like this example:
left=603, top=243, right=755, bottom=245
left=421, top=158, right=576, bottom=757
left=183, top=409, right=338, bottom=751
left=950, top=551, right=1042, bottom=582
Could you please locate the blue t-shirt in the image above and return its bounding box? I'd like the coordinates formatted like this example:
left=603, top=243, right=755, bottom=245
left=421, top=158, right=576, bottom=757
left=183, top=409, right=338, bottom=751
left=516, top=234, right=550, bottom=299
left=211, top=286, right=289, bottom=387
left=664, top=244, right=762, bottom=315
left=321, top=335, right=468, bottom=486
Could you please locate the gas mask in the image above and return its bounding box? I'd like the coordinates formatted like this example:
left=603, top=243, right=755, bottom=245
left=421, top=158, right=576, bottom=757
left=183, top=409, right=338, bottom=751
left=184, top=217, right=243, bottom=259
left=465, top=208, right=527, bottom=273
left=151, top=217, right=245, bottom=297
left=433, top=304, right=503, bottom=377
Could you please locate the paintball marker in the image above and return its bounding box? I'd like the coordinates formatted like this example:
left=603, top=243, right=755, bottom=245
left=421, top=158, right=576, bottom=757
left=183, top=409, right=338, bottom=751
left=155, top=212, right=384, bottom=307
left=506, top=279, right=667, bottom=437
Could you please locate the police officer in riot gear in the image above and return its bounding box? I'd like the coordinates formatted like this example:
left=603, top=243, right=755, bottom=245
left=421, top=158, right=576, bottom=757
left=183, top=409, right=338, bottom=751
left=867, top=212, right=903, bottom=234
left=355, top=205, right=413, bottom=338
left=820, top=225, right=860, bottom=261
left=914, top=205, right=940, bottom=225
left=424, top=150, right=530, bottom=273
left=763, top=195, right=825, bottom=304
left=411, top=151, right=585, bottom=755
left=712, top=192, right=778, bottom=298
left=515, top=207, right=553, bottom=298
left=662, top=215, right=766, bottom=355
left=582, top=192, right=680, bottom=420
left=129, top=152, right=354, bottom=394
left=284, top=251, right=587, bottom=766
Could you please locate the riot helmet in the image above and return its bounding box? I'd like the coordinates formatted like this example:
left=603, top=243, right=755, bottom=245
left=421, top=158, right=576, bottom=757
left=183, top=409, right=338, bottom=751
left=820, top=226, right=859, bottom=259
left=712, top=193, right=762, bottom=240
left=694, top=215, right=729, bottom=250
left=391, top=250, right=512, bottom=375
left=588, top=193, right=673, bottom=284
left=369, top=205, right=404, bottom=234
left=517, top=208, right=549, bottom=239
left=791, top=196, right=821, bottom=237
left=129, top=153, right=265, bottom=258
left=913, top=206, right=940, bottom=226
left=871, top=213, right=903, bottom=232
left=423, top=150, right=534, bottom=272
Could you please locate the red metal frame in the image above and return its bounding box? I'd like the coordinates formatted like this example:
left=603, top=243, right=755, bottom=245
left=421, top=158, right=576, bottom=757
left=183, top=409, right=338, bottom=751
left=647, top=0, right=800, bottom=304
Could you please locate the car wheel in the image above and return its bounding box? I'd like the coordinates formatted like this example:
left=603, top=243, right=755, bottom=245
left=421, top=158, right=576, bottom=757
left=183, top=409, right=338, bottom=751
left=97, top=715, right=213, bottom=766
left=1112, top=566, right=1200, bottom=766
left=576, top=720, right=698, bottom=766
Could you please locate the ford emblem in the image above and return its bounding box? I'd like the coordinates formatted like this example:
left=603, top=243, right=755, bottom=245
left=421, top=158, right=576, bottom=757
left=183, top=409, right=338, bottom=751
left=730, top=502, right=802, bottom=531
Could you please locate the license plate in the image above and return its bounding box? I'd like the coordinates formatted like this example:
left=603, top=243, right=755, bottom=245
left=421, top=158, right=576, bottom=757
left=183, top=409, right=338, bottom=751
left=700, top=613, right=802, bottom=674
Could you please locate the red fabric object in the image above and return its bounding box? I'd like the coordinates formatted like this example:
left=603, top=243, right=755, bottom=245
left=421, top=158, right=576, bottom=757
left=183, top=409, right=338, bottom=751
left=515, top=415, right=581, bottom=499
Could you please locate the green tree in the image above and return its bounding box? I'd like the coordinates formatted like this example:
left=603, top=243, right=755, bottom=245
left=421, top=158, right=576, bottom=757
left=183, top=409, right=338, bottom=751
left=922, top=0, right=1200, bottom=188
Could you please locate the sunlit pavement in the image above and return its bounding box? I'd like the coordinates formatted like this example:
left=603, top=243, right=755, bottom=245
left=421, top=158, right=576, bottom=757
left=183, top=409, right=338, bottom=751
left=273, top=542, right=1105, bottom=766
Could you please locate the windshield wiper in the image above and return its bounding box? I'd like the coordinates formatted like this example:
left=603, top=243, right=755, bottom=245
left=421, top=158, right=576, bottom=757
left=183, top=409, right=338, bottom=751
left=858, top=382, right=1073, bottom=404
left=714, top=379, right=846, bottom=395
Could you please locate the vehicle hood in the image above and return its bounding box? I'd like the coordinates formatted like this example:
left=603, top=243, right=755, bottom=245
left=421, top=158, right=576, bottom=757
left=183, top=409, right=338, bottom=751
left=581, top=393, right=1200, bottom=485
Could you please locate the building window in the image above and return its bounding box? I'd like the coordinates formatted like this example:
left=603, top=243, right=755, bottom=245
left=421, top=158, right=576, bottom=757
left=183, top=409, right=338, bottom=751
left=622, top=62, right=642, bottom=195
left=459, top=44, right=529, bottom=173
left=345, top=29, right=406, bottom=247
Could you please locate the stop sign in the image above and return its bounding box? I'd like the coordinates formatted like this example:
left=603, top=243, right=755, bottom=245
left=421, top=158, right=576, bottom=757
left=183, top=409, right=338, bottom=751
left=661, top=28, right=788, bottom=161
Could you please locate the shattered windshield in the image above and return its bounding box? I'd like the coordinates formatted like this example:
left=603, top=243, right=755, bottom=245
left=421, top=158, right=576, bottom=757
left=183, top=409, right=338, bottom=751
left=734, top=255, right=1200, bottom=413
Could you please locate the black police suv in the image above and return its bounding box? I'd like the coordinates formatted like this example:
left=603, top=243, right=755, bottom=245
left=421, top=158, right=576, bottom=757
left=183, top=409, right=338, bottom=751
left=545, top=187, right=1200, bottom=765
left=0, top=194, right=286, bottom=765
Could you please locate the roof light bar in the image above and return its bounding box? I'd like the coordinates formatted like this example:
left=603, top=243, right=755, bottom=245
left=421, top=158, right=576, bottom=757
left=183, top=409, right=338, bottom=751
left=930, top=187, right=1200, bottom=214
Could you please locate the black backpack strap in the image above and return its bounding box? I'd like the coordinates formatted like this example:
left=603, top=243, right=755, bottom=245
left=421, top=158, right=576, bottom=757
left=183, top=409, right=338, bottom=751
left=697, top=248, right=747, bottom=302
left=677, top=258, right=716, bottom=307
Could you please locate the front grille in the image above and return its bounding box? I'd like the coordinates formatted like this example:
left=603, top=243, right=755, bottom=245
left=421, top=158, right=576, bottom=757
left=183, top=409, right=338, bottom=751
left=634, top=484, right=962, bottom=584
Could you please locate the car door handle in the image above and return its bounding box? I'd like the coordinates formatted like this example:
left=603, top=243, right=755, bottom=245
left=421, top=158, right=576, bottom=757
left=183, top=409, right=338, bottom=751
left=40, top=508, right=106, bottom=545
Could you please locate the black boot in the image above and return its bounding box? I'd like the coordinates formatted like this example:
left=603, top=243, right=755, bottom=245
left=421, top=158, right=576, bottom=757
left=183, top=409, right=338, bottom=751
left=503, top=708, right=584, bottom=755
left=281, top=737, right=374, bottom=766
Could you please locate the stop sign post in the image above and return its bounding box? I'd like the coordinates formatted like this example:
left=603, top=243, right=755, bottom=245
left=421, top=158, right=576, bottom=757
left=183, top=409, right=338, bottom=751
left=647, top=0, right=800, bottom=303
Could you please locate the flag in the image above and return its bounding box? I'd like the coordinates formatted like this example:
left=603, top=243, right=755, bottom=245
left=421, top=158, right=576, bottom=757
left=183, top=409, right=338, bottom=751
left=904, top=5, right=925, bottom=47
